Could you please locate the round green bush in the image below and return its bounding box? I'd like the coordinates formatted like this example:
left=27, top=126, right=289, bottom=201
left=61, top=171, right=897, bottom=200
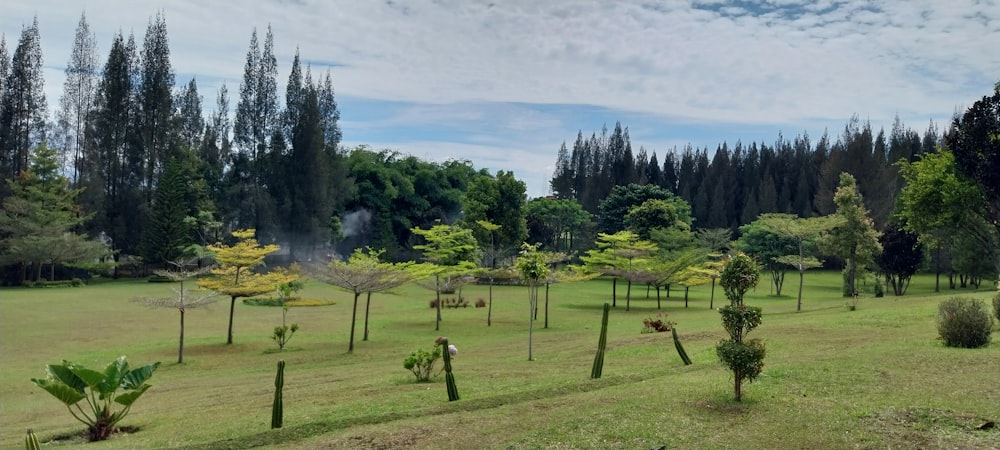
left=936, top=297, right=993, bottom=348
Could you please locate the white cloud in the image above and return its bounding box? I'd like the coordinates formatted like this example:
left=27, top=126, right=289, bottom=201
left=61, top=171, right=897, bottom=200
left=1, top=0, right=996, bottom=197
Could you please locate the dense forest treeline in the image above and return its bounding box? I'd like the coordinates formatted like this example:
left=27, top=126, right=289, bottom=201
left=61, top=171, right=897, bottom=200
left=550, top=118, right=939, bottom=231
left=1, top=12, right=998, bottom=290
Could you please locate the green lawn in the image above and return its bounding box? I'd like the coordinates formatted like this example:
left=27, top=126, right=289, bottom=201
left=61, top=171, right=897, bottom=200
left=1, top=272, right=997, bottom=449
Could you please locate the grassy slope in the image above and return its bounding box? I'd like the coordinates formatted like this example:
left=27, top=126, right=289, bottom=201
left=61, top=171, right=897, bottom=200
left=0, top=273, right=997, bottom=449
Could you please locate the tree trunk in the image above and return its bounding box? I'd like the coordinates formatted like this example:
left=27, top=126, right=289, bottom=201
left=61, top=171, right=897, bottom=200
left=487, top=279, right=493, bottom=326
left=626, top=279, right=632, bottom=311
left=544, top=282, right=550, bottom=329
left=684, top=286, right=689, bottom=308
left=612, top=278, right=617, bottom=307
left=656, top=286, right=661, bottom=309
left=349, top=291, right=360, bottom=352
left=363, top=291, right=372, bottom=341
left=711, top=278, right=717, bottom=309
left=226, top=296, right=236, bottom=344
left=528, top=286, right=535, bottom=361
left=796, top=270, right=804, bottom=311
left=178, top=309, right=185, bottom=363
left=435, top=276, right=441, bottom=331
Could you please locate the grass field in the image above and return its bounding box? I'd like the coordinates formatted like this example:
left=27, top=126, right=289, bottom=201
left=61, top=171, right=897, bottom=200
left=1, top=272, right=998, bottom=449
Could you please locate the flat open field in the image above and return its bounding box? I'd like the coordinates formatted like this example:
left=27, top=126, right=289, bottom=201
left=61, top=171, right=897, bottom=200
left=1, top=272, right=997, bottom=449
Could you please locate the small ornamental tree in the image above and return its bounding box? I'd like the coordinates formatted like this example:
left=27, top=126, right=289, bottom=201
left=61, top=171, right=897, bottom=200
left=516, top=243, right=549, bottom=361
left=716, top=252, right=764, bottom=402
left=198, top=229, right=296, bottom=344
left=132, top=259, right=217, bottom=363
left=306, top=247, right=418, bottom=352
left=412, top=223, right=479, bottom=330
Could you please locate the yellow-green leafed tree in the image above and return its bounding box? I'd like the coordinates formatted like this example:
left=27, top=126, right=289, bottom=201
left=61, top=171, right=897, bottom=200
left=198, top=229, right=296, bottom=344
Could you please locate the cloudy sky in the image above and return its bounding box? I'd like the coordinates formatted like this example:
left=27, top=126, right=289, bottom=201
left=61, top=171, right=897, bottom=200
left=2, top=0, right=997, bottom=197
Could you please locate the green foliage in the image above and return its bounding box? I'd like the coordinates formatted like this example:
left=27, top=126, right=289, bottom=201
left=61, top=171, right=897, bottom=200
left=403, top=347, right=441, bottom=382
left=524, top=197, right=591, bottom=253
left=272, top=323, right=299, bottom=350
left=719, top=253, right=760, bottom=306
left=598, top=183, right=691, bottom=234
left=993, top=292, right=1000, bottom=323
left=822, top=173, right=882, bottom=297
left=937, top=297, right=993, bottom=348
left=672, top=327, right=692, bottom=365
left=625, top=198, right=692, bottom=240
left=947, top=85, right=1000, bottom=241
left=140, top=159, right=194, bottom=265
left=876, top=223, right=923, bottom=296
left=30, top=356, right=160, bottom=441
left=462, top=170, right=528, bottom=256
left=591, top=302, right=610, bottom=379
left=716, top=339, right=767, bottom=382
left=719, top=305, right=763, bottom=341
left=272, top=360, right=285, bottom=429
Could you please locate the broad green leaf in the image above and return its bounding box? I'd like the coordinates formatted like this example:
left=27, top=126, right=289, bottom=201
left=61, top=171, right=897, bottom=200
left=114, top=384, right=151, bottom=406
left=121, top=362, right=160, bottom=389
left=46, top=364, right=85, bottom=392
left=98, top=357, right=128, bottom=398
left=31, top=378, right=86, bottom=406
left=68, top=367, right=107, bottom=389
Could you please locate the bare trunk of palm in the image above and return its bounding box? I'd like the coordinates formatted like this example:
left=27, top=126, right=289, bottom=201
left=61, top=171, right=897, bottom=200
left=363, top=292, right=372, bottom=341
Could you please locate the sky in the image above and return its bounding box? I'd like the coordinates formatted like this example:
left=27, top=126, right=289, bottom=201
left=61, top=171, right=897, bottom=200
left=1, top=0, right=998, bottom=198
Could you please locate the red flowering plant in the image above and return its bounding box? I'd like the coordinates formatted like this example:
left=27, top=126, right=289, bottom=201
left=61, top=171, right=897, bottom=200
left=641, top=312, right=675, bottom=333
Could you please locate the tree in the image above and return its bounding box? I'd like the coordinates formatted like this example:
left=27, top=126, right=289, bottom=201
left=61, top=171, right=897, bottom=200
left=233, top=26, right=279, bottom=231
left=757, top=213, right=838, bottom=311
left=0, top=17, right=47, bottom=182
left=736, top=218, right=797, bottom=296
left=140, top=159, right=193, bottom=265
left=306, top=248, right=417, bottom=352
left=597, top=183, right=690, bottom=234
left=948, top=83, right=1000, bottom=239
left=821, top=173, right=882, bottom=297
left=524, top=197, right=591, bottom=253
left=516, top=243, right=549, bottom=361
left=463, top=170, right=528, bottom=263
left=716, top=252, right=764, bottom=402
left=131, top=259, right=217, bottom=363
left=284, top=80, right=334, bottom=260
left=175, top=77, right=203, bottom=152
left=624, top=198, right=692, bottom=240
left=412, top=223, right=478, bottom=330
left=581, top=231, right=658, bottom=310
left=875, top=223, right=923, bottom=295
left=56, top=12, right=98, bottom=187
left=897, top=150, right=994, bottom=290
left=197, top=229, right=294, bottom=344
left=83, top=31, right=144, bottom=258
left=0, top=143, right=109, bottom=283
left=138, top=12, right=175, bottom=205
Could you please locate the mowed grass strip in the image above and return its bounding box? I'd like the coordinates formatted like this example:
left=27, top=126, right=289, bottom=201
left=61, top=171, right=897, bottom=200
left=0, top=273, right=997, bottom=449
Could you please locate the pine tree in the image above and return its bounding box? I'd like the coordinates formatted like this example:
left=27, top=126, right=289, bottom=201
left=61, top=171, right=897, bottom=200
left=84, top=32, right=144, bottom=257
left=0, top=17, right=47, bottom=182
left=175, top=78, right=203, bottom=152
left=56, top=12, right=99, bottom=187
left=822, top=173, right=882, bottom=296
left=140, top=159, right=192, bottom=265
left=138, top=12, right=175, bottom=205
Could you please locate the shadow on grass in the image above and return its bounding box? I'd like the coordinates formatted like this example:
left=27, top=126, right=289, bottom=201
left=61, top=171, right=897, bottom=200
left=192, top=373, right=656, bottom=449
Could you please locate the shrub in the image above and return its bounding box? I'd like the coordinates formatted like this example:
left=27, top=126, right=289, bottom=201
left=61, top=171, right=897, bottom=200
left=993, top=292, right=1000, bottom=323
left=403, top=347, right=442, bottom=382
left=937, top=297, right=993, bottom=348
left=641, top=313, right=675, bottom=333
left=475, top=298, right=486, bottom=308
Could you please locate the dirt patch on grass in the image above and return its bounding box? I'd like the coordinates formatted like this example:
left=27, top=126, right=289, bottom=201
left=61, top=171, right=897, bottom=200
left=863, top=407, right=998, bottom=449
left=688, top=400, right=750, bottom=415
left=324, top=426, right=427, bottom=449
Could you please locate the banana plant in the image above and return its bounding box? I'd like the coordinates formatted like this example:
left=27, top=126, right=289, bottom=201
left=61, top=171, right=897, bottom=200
left=31, top=356, right=160, bottom=441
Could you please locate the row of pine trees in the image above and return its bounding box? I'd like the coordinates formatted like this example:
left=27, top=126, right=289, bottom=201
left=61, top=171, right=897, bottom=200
left=550, top=118, right=940, bottom=231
